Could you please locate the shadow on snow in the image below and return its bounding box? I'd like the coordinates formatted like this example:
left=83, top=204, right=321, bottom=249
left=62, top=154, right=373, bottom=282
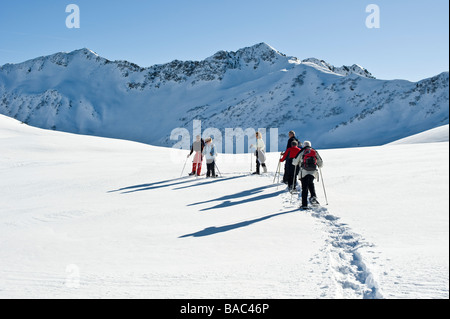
left=188, top=184, right=279, bottom=207
left=189, top=184, right=286, bottom=212
left=108, top=175, right=247, bottom=194
left=107, top=176, right=194, bottom=194
left=179, top=209, right=298, bottom=238
left=172, top=175, right=247, bottom=191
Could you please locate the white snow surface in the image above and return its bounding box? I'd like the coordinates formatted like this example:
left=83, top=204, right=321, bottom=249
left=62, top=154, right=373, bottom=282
left=388, top=125, right=449, bottom=145
left=0, top=115, right=448, bottom=299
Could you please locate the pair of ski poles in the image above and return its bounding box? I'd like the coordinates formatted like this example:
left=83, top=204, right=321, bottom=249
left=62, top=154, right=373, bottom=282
left=273, top=153, right=296, bottom=201
left=273, top=153, right=283, bottom=184
left=181, top=154, right=222, bottom=178
left=180, top=156, right=189, bottom=177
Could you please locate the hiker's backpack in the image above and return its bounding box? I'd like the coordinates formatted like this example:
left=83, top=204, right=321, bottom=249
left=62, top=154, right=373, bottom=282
left=302, top=148, right=318, bottom=171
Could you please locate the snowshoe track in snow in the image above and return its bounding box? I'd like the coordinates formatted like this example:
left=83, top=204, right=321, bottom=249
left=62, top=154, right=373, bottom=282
left=310, top=207, right=383, bottom=299
left=278, top=181, right=382, bottom=299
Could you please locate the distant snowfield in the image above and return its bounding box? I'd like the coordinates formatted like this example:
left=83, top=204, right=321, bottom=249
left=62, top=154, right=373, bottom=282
left=0, top=115, right=448, bottom=299
left=388, top=124, right=449, bottom=145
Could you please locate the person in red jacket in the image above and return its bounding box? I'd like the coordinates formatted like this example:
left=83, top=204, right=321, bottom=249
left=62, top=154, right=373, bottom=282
left=280, top=140, right=302, bottom=191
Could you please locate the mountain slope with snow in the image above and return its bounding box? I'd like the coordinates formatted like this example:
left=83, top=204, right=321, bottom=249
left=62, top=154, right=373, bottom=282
left=0, top=43, right=448, bottom=150
left=0, top=115, right=448, bottom=299
left=388, top=124, right=449, bottom=145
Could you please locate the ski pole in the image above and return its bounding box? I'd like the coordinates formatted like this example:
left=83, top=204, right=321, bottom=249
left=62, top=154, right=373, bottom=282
left=251, top=152, right=253, bottom=173
left=273, top=154, right=282, bottom=184
left=180, top=156, right=189, bottom=177
left=214, top=162, right=222, bottom=178
left=277, top=160, right=281, bottom=184
left=273, top=161, right=280, bottom=183
left=277, top=165, right=282, bottom=189
left=291, top=164, right=298, bottom=203
left=319, top=167, right=329, bottom=205
left=250, top=148, right=253, bottom=173
left=291, top=164, right=298, bottom=193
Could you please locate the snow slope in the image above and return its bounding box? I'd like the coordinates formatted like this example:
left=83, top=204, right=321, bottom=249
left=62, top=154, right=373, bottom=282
left=0, top=114, right=448, bottom=299
left=388, top=124, right=449, bottom=145
left=0, top=43, right=448, bottom=151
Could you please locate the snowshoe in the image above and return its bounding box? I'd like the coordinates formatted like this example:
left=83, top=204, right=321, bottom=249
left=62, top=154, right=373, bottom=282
left=310, top=197, right=320, bottom=207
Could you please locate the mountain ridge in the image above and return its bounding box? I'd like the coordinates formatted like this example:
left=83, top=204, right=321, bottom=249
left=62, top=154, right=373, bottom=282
left=0, top=43, right=375, bottom=80
left=0, top=43, right=448, bottom=151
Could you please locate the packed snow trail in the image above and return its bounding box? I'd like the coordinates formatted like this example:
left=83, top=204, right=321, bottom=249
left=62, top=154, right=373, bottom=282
left=274, top=180, right=382, bottom=299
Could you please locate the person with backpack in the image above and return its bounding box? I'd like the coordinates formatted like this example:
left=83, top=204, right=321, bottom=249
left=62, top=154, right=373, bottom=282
left=292, top=141, right=323, bottom=210
left=279, top=140, right=302, bottom=191
left=187, top=135, right=205, bottom=176
left=250, top=131, right=267, bottom=175
left=282, top=131, right=300, bottom=184
left=202, top=137, right=218, bottom=178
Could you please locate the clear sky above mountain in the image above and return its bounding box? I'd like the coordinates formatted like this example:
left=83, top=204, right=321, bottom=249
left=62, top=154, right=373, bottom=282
left=0, top=0, right=448, bottom=81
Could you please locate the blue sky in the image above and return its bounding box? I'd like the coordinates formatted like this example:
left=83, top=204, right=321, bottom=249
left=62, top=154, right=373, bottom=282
left=0, top=0, right=448, bottom=81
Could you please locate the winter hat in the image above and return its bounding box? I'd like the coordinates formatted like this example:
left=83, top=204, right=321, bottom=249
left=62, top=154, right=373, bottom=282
left=303, top=141, right=311, bottom=147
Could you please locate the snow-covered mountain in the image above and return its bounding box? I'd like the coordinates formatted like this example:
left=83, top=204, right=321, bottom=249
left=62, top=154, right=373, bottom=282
left=0, top=43, right=448, bottom=150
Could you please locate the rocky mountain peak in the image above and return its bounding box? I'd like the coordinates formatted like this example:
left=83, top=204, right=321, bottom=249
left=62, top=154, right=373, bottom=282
left=302, top=57, right=375, bottom=79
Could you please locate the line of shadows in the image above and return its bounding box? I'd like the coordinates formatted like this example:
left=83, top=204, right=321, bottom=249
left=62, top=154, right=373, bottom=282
left=108, top=176, right=197, bottom=194
left=108, top=174, right=248, bottom=195
left=199, top=190, right=286, bottom=211
left=179, top=209, right=298, bottom=238
left=188, top=184, right=279, bottom=207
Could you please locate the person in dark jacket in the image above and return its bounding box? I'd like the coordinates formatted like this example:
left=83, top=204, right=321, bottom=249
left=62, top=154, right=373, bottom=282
left=280, top=140, right=301, bottom=190
left=187, top=135, right=205, bottom=176
left=282, top=131, right=300, bottom=184
left=285, top=131, right=300, bottom=152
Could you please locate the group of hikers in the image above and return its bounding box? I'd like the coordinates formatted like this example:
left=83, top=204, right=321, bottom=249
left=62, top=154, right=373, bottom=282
left=186, top=130, right=323, bottom=210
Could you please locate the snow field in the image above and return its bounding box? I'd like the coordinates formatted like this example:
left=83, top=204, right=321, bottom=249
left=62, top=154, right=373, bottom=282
left=0, top=115, right=448, bottom=298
